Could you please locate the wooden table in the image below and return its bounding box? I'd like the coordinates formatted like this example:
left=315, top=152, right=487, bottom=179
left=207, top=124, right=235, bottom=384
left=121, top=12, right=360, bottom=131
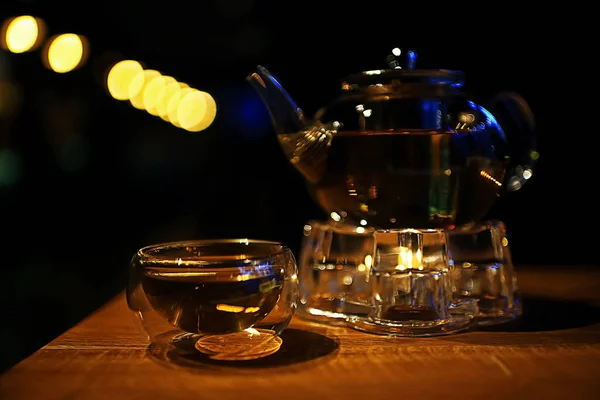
left=2, top=267, right=600, bottom=399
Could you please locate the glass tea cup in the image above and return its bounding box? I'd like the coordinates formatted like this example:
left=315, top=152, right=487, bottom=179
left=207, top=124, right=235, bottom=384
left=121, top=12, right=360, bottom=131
left=127, top=239, right=298, bottom=361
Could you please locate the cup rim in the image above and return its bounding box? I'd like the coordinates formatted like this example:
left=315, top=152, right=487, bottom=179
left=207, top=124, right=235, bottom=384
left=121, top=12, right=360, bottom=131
left=137, top=239, right=289, bottom=263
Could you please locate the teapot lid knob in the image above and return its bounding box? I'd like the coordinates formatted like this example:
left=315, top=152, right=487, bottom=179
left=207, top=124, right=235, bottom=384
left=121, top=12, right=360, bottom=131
left=386, top=48, right=418, bottom=70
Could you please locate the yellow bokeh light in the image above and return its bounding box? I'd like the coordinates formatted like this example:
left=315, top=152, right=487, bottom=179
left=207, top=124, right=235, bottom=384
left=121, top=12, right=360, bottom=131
left=2, top=16, right=40, bottom=53
left=45, top=34, right=85, bottom=73
left=107, top=60, right=144, bottom=101
left=157, top=82, right=188, bottom=121
left=177, top=90, right=217, bottom=132
left=143, top=75, right=176, bottom=116
left=129, top=69, right=161, bottom=110
left=167, top=87, right=195, bottom=127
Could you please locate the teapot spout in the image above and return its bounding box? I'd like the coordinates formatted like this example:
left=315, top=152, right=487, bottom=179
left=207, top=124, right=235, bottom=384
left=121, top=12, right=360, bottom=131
left=247, top=66, right=336, bottom=183
left=246, top=65, right=306, bottom=135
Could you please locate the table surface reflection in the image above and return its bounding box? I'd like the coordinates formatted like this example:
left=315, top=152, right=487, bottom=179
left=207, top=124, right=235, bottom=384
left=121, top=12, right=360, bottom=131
left=2, top=266, right=600, bottom=399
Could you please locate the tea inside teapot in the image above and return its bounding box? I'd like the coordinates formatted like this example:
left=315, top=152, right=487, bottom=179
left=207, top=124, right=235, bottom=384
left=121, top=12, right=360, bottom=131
left=310, top=127, right=507, bottom=229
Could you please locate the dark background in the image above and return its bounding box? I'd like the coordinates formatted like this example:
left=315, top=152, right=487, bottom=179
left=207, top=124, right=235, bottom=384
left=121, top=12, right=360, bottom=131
left=0, top=0, right=596, bottom=371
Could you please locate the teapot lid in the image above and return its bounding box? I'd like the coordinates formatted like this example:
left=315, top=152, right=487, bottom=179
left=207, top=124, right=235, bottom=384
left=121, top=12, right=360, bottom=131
left=341, top=48, right=464, bottom=92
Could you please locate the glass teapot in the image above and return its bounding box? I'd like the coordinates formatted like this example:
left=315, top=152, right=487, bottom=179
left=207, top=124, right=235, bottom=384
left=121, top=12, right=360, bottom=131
left=247, top=50, right=537, bottom=230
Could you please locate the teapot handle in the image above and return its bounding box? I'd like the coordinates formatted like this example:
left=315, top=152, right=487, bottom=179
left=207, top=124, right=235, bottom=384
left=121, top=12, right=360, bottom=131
left=487, top=91, right=538, bottom=192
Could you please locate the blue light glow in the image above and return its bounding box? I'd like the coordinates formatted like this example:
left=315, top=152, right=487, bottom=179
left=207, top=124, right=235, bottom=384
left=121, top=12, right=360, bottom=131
left=223, top=87, right=272, bottom=139
left=478, top=105, right=505, bottom=140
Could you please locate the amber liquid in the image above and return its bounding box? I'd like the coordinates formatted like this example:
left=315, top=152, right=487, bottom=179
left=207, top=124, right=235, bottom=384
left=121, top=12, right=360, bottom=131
left=142, top=264, right=284, bottom=335
left=311, top=130, right=506, bottom=228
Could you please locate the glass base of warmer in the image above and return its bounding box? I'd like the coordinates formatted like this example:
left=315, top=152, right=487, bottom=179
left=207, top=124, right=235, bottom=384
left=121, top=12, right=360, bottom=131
left=296, top=299, right=371, bottom=326
left=350, top=314, right=474, bottom=337
left=447, top=220, right=523, bottom=326
left=297, top=219, right=522, bottom=335
left=348, top=290, right=479, bottom=336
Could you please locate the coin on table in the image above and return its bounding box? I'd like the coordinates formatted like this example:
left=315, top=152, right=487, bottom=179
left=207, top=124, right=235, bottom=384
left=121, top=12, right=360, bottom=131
left=208, top=337, right=283, bottom=361
left=195, top=329, right=282, bottom=360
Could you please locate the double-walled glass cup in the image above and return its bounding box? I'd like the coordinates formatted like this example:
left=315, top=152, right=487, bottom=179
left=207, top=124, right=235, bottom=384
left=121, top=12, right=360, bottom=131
left=127, top=239, right=298, bottom=361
